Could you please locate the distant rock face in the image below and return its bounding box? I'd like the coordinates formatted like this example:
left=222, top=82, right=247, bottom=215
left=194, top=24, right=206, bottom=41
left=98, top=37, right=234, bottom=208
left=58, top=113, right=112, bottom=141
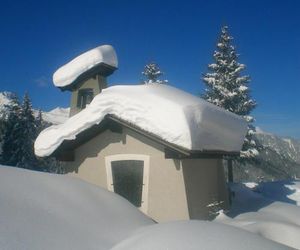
left=0, top=91, right=69, bottom=125
left=234, top=131, right=300, bottom=182
left=256, top=132, right=300, bottom=164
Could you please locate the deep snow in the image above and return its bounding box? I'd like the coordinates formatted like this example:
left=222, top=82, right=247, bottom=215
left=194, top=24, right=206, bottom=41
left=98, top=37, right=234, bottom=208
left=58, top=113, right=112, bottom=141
left=0, top=166, right=153, bottom=250
left=35, top=84, right=247, bottom=157
left=111, top=221, right=292, bottom=250
left=216, top=181, right=300, bottom=249
left=0, top=165, right=295, bottom=250
left=53, top=45, right=118, bottom=88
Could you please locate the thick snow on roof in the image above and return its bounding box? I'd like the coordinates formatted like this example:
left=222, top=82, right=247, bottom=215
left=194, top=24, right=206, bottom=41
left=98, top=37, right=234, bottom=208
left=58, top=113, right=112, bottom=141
left=53, top=45, right=118, bottom=88
left=35, top=84, right=247, bottom=157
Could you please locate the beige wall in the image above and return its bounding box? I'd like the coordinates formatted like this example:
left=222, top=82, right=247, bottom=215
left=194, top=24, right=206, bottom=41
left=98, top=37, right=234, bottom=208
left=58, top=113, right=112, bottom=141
left=69, top=75, right=107, bottom=117
left=182, top=159, right=229, bottom=219
left=65, top=127, right=229, bottom=222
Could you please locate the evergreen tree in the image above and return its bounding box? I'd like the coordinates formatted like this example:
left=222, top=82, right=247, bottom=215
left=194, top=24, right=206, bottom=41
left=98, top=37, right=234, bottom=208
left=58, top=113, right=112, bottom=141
left=142, top=62, right=168, bottom=84
left=1, top=93, right=23, bottom=166
left=202, top=26, right=258, bottom=159
left=0, top=92, right=64, bottom=172
left=17, top=93, right=37, bottom=169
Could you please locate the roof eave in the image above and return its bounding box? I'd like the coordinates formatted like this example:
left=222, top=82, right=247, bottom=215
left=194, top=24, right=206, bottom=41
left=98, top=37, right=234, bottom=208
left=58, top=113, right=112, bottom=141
left=51, top=114, right=241, bottom=160
left=58, top=63, right=117, bottom=92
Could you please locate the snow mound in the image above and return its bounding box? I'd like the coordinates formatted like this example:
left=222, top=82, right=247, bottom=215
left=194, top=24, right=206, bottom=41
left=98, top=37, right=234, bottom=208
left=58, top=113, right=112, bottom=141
left=35, top=84, right=247, bottom=157
left=53, top=45, right=118, bottom=88
left=111, top=220, right=291, bottom=250
left=216, top=182, right=300, bottom=249
left=0, top=165, right=153, bottom=250
left=217, top=203, right=300, bottom=249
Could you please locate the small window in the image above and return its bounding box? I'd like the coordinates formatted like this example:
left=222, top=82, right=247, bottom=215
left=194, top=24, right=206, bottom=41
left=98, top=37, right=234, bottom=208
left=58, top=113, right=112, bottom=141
left=111, top=160, right=144, bottom=207
left=77, top=88, right=93, bottom=109
left=105, top=154, right=150, bottom=213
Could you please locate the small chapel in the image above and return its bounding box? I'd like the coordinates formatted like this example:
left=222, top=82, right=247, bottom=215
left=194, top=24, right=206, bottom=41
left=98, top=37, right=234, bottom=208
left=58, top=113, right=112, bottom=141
left=35, top=45, right=247, bottom=222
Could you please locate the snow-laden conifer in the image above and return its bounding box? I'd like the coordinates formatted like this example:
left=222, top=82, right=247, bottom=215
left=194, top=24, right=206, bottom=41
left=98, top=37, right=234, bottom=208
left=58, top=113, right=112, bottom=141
left=203, top=26, right=258, bottom=159
left=142, top=62, right=168, bottom=84
left=0, top=93, right=23, bottom=166
left=17, top=93, right=37, bottom=168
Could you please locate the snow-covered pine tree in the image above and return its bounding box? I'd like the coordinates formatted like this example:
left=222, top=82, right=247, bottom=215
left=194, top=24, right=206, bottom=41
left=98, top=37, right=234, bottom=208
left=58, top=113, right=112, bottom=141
left=0, top=93, right=23, bottom=166
left=17, top=93, right=37, bottom=169
left=202, top=26, right=258, bottom=159
left=142, top=62, right=168, bottom=84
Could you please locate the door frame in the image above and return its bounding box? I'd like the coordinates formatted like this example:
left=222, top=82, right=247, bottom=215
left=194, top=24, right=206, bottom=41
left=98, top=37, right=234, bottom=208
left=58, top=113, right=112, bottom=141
left=105, top=154, right=150, bottom=214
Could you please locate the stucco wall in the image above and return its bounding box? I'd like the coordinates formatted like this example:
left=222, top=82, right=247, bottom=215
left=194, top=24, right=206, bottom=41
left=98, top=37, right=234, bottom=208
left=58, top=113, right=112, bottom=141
left=69, top=75, right=106, bottom=116
left=182, top=159, right=229, bottom=219
left=65, top=127, right=228, bottom=222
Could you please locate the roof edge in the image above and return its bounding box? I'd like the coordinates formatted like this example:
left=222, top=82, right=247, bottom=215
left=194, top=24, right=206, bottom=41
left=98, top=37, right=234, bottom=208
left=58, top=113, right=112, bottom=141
left=51, top=114, right=241, bottom=160
left=59, top=63, right=117, bottom=91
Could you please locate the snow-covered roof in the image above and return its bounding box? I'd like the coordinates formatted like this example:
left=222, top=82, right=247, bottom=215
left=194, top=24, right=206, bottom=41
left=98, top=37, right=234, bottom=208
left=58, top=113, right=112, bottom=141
left=53, top=45, right=118, bottom=88
left=34, top=84, right=247, bottom=157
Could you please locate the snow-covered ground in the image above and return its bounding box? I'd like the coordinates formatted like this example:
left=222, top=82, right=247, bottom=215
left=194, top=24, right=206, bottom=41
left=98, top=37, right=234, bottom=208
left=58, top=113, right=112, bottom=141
left=111, top=220, right=291, bottom=250
left=0, top=165, right=153, bottom=250
left=0, top=165, right=298, bottom=249
left=216, top=181, right=300, bottom=249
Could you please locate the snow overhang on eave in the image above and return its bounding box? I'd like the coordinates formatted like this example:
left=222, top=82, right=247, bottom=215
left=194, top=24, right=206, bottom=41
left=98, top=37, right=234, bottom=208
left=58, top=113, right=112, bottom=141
left=51, top=115, right=241, bottom=161
left=59, top=63, right=117, bottom=92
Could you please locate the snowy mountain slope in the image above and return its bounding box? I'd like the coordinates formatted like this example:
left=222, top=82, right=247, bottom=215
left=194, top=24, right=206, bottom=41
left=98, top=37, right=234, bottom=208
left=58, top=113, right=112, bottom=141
left=0, top=91, right=69, bottom=125
left=255, top=131, right=300, bottom=164
left=33, top=107, right=69, bottom=125
left=234, top=130, right=300, bottom=181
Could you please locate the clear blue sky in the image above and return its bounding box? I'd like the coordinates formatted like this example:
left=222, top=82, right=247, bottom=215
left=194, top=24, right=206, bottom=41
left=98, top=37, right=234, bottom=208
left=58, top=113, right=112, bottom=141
left=0, top=0, right=299, bottom=139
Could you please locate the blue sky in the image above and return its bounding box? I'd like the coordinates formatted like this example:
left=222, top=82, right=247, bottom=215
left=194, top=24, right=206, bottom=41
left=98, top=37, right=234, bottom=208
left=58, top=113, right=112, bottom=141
left=0, top=0, right=299, bottom=139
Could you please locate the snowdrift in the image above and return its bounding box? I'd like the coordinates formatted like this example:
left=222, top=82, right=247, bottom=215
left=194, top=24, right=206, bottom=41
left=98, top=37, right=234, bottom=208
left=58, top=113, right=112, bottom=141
left=35, top=84, right=247, bottom=157
left=0, top=166, right=297, bottom=250
left=216, top=182, right=300, bottom=249
left=0, top=166, right=153, bottom=250
left=111, top=221, right=291, bottom=250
